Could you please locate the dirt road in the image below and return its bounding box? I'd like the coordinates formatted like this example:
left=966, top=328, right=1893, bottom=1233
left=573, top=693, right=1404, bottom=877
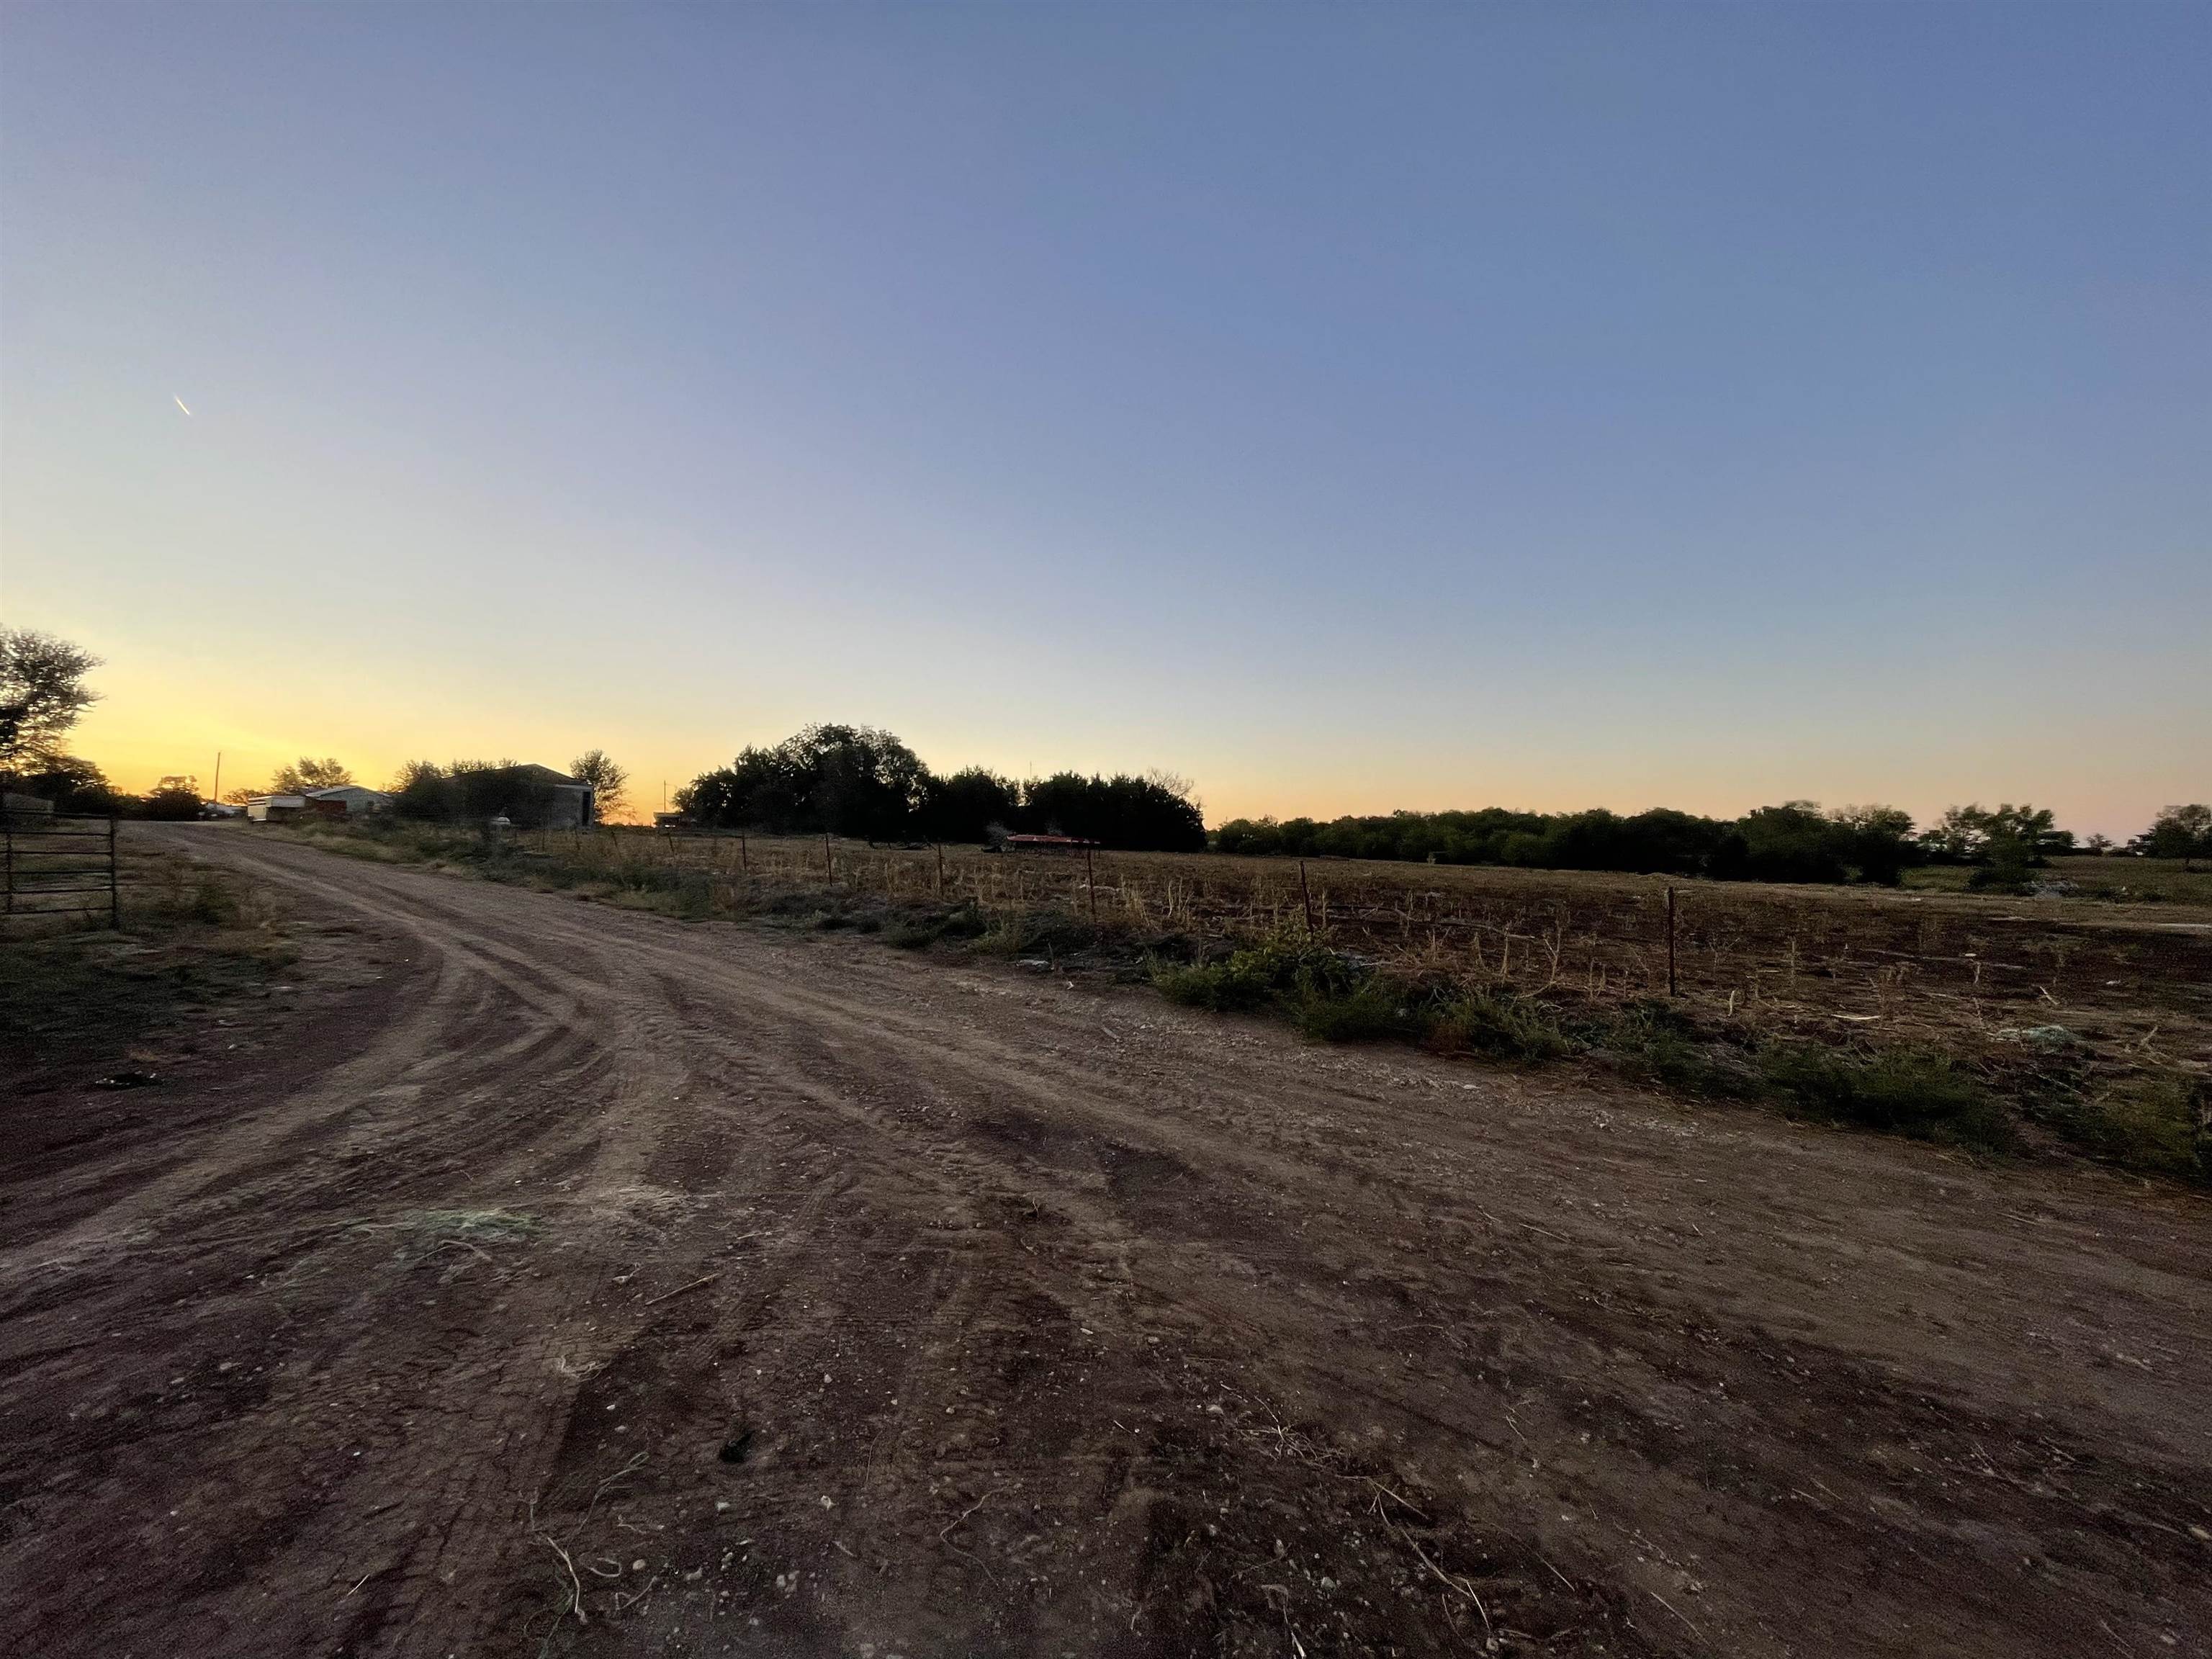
left=4, top=828, right=2207, bottom=1658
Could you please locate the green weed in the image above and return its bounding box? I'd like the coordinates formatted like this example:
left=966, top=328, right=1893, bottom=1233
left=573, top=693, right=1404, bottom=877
left=1758, top=1044, right=2010, bottom=1151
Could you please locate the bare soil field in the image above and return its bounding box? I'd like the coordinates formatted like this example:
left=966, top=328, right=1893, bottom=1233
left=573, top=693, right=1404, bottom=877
left=3, top=825, right=2208, bottom=1658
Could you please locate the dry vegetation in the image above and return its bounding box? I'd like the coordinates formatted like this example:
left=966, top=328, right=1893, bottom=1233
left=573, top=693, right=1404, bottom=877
left=279, top=819, right=2212, bottom=1181
left=0, top=840, right=297, bottom=1094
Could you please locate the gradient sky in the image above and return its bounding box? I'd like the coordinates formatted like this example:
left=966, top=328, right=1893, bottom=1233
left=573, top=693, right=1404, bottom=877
left=3, top=5, right=2206, bottom=832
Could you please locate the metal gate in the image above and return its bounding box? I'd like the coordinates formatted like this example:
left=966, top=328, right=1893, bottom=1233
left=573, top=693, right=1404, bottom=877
left=1, top=813, right=121, bottom=929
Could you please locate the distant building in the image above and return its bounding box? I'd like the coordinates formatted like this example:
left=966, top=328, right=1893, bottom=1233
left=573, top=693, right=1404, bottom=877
left=509, top=765, right=596, bottom=829
left=305, top=785, right=393, bottom=817
left=2, top=791, right=56, bottom=823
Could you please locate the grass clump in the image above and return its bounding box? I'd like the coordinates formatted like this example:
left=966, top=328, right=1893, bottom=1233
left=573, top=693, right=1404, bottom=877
left=1601, top=999, right=1757, bottom=1096
left=2062, top=1073, right=2208, bottom=1180
left=1758, top=1043, right=2010, bottom=1151
left=971, top=910, right=1107, bottom=961
left=1424, top=988, right=1577, bottom=1061
left=1156, top=935, right=1573, bottom=1058
left=886, top=903, right=988, bottom=950
left=1152, top=933, right=1353, bottom=1012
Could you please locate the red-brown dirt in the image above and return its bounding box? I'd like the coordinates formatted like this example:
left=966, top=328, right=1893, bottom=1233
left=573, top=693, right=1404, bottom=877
left=3, top=825, right=2206, bottom=1658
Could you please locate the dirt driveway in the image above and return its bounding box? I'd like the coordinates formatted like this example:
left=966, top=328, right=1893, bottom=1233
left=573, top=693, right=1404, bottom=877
left=4, top=828, right=2206, bottom=1658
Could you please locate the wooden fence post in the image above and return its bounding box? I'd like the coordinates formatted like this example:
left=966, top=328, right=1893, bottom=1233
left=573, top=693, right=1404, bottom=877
left=739, top=834, right=748, bottom=874
left=1085, top=844, right=1098, bottom=922
left=3, top=816, right=12, bottom=917
left=109, top=814, right=122, bottom=930
left=1298, top=860, right=1315, bottom=935
left=823, top=832, right=834, bottom=885
left=1666, top=885, right=1678, bottom=997
left=935, top=843, right=945, bottom=898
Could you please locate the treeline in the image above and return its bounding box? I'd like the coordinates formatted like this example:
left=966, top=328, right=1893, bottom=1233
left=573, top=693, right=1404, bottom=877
left=677, top=724, right=1207, bottom=851
left=1215, top=803, right=1928, bottom=884
left=1214, top=800, right=2212, bottom=885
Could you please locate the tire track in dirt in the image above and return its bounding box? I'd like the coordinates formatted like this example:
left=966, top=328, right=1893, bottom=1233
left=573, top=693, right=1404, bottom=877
left=3, top=826, right=2206, bottom=1658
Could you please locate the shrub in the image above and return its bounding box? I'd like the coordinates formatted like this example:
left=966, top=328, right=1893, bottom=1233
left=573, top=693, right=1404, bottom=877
left=2069, top=1074, right=2207, bottom=1181
left=1601, top=999, right=1754, bottom=1094
left=1424, top=989, right=1576, bottom=1061
left=1151, top=934, right=1355, bottom=1012
left=1155, top=939, right=1573, bottom=1058
left=1759, top=1044, right=2009, bottom=1149
left=886, top=903, right=988, bottom=950
left=1291, top=979, right=1425, bottom=1043
left=670, top=873, right=715, bottom=920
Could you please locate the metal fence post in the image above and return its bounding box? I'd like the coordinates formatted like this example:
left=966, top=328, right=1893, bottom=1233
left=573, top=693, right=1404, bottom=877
left=4, top=817, right=12, bottom=916
left=109, top=814, right=122, bottom=930
left=1085, top=844, right=1098, bottom=922
left=1666, top=885, right=1678, bottom=997
left=1299, top=860, right=1316, bottom=935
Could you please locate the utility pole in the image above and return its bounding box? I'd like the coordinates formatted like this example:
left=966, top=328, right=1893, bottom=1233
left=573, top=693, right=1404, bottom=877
left=211, top=751, right=222, bottom=808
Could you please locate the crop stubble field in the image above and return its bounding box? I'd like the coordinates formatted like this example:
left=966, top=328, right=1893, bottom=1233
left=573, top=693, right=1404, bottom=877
left=518, top=830, right=2212, bottom=1107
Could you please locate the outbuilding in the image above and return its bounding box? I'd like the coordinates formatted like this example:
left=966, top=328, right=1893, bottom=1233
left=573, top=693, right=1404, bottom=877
left=305, top=785, right=393, bottom=817
left=245, top=795, right=307, bottom=823
left=508, top=765, right=596, bottom=828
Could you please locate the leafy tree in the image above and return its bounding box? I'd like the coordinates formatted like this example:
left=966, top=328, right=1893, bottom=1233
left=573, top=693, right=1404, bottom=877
left=1019, top=771, right=1207, bottom=851
left=678, top=727, right=1209, bottom=850
left=921, top=767, right=1020, bottom=843
left=570, top=749, right=629, bottom=823
left=0, top=629, right=100, bottom=769
left=2133, top=804, right=2212, bottom=868
left=1719, top=802, right=1850, bottom=884
left=680, top=724, right=929, bottom=839
left=272, top=757, right=354, bottom=793
left=1827, top=804, right=1920, bottom=885
left=136, top=786, right=205, bottom=821
left=1985, top=804, right=2069, bottom=863
left=1921, top=803, right=2069, bottom=868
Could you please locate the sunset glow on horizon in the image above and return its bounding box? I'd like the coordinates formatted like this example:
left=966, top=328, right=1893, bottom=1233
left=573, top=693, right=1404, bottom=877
left=5, top=6, right=2206, bottom=838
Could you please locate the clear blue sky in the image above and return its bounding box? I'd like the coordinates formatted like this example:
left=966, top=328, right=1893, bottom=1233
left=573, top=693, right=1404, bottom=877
left=4, top=4, right=2205, bottom=832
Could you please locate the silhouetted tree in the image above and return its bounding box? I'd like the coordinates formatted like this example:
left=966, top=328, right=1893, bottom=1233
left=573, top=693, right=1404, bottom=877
left=570, top=749, right=629, bottom=822
left=2133, top=804, right=2212, bottom=869
left=0, top=629, right=99, bottom=770
left=273, top=757, right=354, bottom=793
